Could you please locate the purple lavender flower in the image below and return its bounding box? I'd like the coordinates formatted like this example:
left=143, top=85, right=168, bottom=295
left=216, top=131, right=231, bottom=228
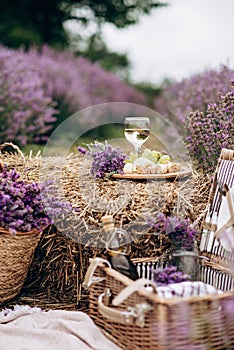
left=80, top=141, right=127, bottom=178
left=152, top=266, right=191, bottom=286
left=148, top=213, right=198, bottom=251
left=0, top=44, right=146, bottom=145
left=0, top=166, right=72, bottom=233
left=154, top=65, right=234, bottom=130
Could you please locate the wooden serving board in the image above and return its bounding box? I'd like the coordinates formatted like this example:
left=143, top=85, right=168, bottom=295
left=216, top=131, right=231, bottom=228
left=111, top=167, right=192, bottom=180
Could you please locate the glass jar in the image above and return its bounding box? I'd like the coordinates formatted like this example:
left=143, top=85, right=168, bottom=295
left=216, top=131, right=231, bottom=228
left=170, top=242, right=199, bottom=281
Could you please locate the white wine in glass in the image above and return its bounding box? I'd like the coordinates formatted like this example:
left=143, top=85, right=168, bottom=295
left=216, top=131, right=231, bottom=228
left=124, top=116, right=151, bottom=155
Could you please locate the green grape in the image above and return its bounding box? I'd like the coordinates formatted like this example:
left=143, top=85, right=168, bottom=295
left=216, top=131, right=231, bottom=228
left=151, top=150, right=162, bottom=161
left=159, top=155, right=171, bottom=164
left=142, top=149, right=156, bottom=163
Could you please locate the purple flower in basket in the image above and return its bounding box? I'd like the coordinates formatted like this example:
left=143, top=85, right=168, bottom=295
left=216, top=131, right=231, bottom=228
left=151, top=266, right=191, bottom=286
left=0, top=166, right=72, bottom=233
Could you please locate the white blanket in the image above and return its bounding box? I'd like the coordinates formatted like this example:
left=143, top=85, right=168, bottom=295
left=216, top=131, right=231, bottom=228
left=0, top=305, right=121, bottom=350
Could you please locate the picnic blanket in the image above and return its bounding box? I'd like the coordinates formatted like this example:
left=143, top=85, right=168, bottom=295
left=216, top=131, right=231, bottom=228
left=0, top=305, right=121, bottom=350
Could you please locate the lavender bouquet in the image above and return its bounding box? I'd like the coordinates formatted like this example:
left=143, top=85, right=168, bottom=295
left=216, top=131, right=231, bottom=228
left=78, top=141, right=127, bottom=179
left=148, top=213, right=199, bottom=280
left=148, top=213, right=198, bottom=251
left=0, top=166, right=71, bottom=234
left=152, top=266, right=191, bottom=286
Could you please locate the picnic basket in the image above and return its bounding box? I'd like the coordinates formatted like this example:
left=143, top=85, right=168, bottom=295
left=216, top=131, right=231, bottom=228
left=84, top=148, right=234, bottom=350
left=84, top=256, right=234, bottom=350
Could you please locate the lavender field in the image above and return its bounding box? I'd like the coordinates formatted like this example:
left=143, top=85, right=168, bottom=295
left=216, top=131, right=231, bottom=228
left=0, top=44, right=233, bottom=174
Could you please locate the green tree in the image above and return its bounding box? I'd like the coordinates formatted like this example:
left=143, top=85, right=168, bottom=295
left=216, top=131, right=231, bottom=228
left=75, top=33, right=131, bottom=80
left=133, top=81, right=164, bottom=107
left=0, top=0, right=167, bottom=49
left=0, top=0, right=68, bottom=49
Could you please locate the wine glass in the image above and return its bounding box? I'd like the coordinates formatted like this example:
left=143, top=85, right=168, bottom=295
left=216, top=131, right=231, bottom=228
left=124, top=116, right=151, bottom=155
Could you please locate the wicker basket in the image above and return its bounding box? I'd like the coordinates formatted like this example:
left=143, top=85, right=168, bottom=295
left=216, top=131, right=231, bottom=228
left=0, top=227, right=42, bottom=304
left=84, top=256, right=234, bottom=350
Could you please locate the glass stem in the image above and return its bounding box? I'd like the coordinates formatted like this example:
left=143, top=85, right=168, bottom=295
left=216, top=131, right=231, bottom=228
left=135, top=145, right=141, bottom=156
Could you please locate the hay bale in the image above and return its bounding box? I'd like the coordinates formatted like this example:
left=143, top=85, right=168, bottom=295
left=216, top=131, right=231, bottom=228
left=0, top=149, right=211, bottom=309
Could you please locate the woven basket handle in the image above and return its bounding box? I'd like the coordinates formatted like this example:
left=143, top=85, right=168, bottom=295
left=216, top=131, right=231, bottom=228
left=112, top=278, right=157, bottom=306
left=98, top=287, right=153, bottom=328
left=83, top=257, right=111, bottom=289
left=0, top=142, right=25, bottom=160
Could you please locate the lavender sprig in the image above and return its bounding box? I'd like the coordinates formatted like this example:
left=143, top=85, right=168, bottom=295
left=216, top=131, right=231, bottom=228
left=78, top=141, right=127, bottom=179
left=152, top=266, right=191, bottom=286
left=147, top=213, right=198, bottom=251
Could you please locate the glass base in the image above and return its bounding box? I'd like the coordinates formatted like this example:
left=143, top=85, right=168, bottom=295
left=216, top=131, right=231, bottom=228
left=170, top=250, right=199, bottom=281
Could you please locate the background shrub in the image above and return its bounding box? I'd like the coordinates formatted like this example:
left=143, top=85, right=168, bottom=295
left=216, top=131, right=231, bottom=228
left=27, top=46, right=147, bottom=130
left=154, top=65, right=234, bottom=133
left=0, top=45, right=57, bottom=145
left=185, top=81, right=234, bottom=174
left=0, top=45, right=147, bottom=145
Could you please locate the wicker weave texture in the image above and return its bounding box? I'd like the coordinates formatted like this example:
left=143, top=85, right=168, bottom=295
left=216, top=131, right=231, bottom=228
left=0, top=228, right=41, bottom=304
left=88, top=261, right=234, bottom=350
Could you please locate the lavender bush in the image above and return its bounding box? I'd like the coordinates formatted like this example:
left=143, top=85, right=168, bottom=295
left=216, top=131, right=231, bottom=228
left=78, top=141, right=127, bottom=178
left=0, top=45, right=146, bottom=145
left=0, top=166, right=71, bottom=233
left=0, top=46, right=57, bottom=145
left=154, top=65, right=234, bottom=131
left=148, top=213, right=198, bottom=251
left=27, top=46, right=146, bottom=128
left=185, top=81, right=234, bottom=174
left=154, top=65, right=234, bottom=173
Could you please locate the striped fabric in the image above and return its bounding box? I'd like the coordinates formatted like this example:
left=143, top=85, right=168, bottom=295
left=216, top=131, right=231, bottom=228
left=155, top=281, right=222, bottom=298
left=211, top=160, right=234, bottom=217
left=136, top=260, right=234, bottom=293
left=200, top=159, right=234, bottom=257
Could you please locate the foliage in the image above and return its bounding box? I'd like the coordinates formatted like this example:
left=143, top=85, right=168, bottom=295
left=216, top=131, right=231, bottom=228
left=0, top=0, right=67, bottom=49
left=70, top=0, right=167, bottom=28
left=148, top=213, right=198, bottom=251
left=78, top=141, right=127, bottom=178
left=0, top=45, right=57, bottom=146
left=154, top=65, right=234, bottom=133
left=152, top=266, right=191, bottom=286
left=76, top=34, right=131, bottom=80
left=185, top=81, right=234, bottom=174
left=133, top=81, right=163, bottom=107
left=0, top=0, right=167, bottom=49
left=0, top=166, right=71, bottom=233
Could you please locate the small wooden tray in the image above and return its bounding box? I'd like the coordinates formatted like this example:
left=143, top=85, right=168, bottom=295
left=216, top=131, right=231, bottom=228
left=111, top=167, right=192, bottom=180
